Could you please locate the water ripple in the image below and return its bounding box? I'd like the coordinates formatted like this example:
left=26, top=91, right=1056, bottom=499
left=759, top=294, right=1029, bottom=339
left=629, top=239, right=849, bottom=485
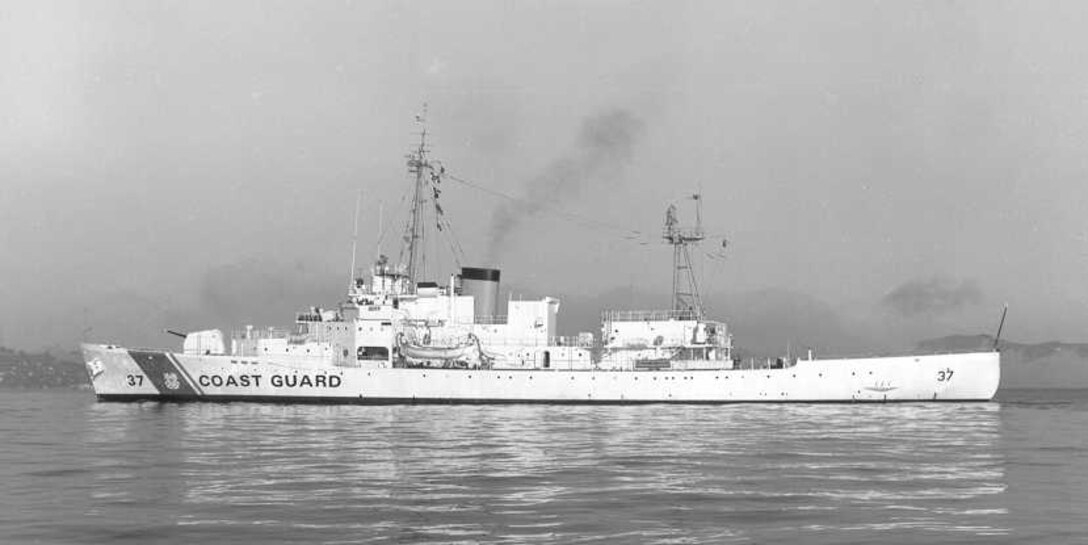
left=2, top=391, right=1088, bottom=543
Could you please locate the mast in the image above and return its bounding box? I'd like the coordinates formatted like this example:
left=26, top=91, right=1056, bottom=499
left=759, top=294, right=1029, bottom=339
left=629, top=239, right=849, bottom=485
left=386, top=106, right=466, bottom=292
left=664, top=194, right=705, bottom=316
left=992, top=303, right=1009, bottom=351
left=403, top=106, right=430, bottom=286
left=347, top=189, right=361, bottom=291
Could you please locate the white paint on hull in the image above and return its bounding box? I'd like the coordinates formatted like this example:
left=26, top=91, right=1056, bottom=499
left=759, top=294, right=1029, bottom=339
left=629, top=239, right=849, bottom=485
left=82, top=344, right=1000, bottom=402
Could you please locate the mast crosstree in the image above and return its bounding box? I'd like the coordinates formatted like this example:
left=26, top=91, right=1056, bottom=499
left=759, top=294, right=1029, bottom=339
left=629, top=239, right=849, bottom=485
left=664, top=194, right=707, bottom=317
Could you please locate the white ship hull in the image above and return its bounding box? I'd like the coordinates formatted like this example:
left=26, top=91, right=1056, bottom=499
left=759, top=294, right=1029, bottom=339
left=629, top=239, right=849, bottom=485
left=79, top=118, right=1006, bottom=405
left=82, top=344, right=999, bottom=403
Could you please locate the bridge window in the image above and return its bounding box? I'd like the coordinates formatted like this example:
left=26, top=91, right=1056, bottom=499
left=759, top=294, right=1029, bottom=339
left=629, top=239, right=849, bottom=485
left=357, top=346, right=390, bottom=360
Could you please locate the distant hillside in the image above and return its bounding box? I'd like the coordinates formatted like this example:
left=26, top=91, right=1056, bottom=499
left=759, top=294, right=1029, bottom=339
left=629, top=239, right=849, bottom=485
left=0, top=348, right=90, bottom=390
left=918, top=335, right=1088, bottom=389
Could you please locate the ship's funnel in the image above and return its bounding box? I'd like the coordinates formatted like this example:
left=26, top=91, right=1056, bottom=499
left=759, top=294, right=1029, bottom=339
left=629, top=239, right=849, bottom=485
left=461, top=267, right=501, bottom=320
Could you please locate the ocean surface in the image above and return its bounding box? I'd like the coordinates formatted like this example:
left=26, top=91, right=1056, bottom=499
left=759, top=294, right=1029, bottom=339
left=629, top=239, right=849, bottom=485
left=1, top=390, right=1086, bottom=544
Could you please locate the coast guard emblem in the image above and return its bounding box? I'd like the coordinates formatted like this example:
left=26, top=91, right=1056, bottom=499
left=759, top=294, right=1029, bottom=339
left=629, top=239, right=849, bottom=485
left=163, top=372, right=181, bottom=390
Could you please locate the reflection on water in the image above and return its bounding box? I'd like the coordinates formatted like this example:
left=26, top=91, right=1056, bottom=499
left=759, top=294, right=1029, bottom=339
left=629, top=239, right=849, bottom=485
left=6, top=392, right=1087, bottom=544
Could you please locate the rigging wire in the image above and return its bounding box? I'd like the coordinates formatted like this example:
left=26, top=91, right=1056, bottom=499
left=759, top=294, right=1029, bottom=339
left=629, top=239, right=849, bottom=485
left=427, top=161, right=468, bottom=273
left=388, top=178, right=414, bottom=267
left=437, top=213, right=468, bottom=267
left=444, top=173, right=655, bottom=243
left=444, top=172, right=732, bottom=251
left=381, top=149, right=729, bottom=277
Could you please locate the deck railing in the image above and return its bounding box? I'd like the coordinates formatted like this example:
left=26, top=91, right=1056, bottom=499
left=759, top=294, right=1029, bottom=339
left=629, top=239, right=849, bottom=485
left=603, top=309, right=700, bottom=322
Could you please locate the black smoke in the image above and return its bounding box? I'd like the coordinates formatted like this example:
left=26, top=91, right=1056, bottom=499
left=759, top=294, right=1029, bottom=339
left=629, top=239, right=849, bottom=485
left=486, top=109, right=644, bottom=262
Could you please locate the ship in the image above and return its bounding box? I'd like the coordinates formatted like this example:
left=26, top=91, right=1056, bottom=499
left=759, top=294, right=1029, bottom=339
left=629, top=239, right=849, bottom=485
left=81, top=116, right=1000, bottom=403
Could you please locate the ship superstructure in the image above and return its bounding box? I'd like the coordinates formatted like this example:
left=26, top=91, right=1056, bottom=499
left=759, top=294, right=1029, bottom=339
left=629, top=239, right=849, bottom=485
left=81, top=116, right=1000, bottom=403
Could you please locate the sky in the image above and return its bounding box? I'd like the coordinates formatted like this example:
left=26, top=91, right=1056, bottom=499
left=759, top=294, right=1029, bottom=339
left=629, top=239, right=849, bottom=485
left=2, top=0, right=1088, bottom=353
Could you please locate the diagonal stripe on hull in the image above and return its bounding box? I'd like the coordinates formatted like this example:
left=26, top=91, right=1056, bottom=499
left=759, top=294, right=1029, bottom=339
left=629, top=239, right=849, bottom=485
left=165, top=352, right=204, bottom=396
left=128, top=350, right=200, bottom=396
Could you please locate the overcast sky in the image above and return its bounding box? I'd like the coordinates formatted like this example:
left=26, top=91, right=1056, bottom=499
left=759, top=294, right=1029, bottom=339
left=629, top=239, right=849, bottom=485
left=3, top=1, right=1087, bottom=351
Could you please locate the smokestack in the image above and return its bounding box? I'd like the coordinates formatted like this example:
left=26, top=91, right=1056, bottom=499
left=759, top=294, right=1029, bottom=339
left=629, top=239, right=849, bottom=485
left=460, top=267, right=501, bottom=320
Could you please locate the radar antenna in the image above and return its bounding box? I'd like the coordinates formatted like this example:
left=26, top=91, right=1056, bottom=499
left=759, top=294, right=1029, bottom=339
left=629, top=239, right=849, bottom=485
left=664, top=194, right=706, bottom=316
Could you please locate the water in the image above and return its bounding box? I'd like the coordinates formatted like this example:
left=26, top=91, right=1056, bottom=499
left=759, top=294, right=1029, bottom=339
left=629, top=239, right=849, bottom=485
left=1, top=391, right=1086, bottom=544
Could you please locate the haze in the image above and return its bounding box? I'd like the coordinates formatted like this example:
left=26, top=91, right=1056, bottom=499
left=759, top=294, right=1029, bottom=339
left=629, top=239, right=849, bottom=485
left=3, top=1, right=1087, bottom=355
